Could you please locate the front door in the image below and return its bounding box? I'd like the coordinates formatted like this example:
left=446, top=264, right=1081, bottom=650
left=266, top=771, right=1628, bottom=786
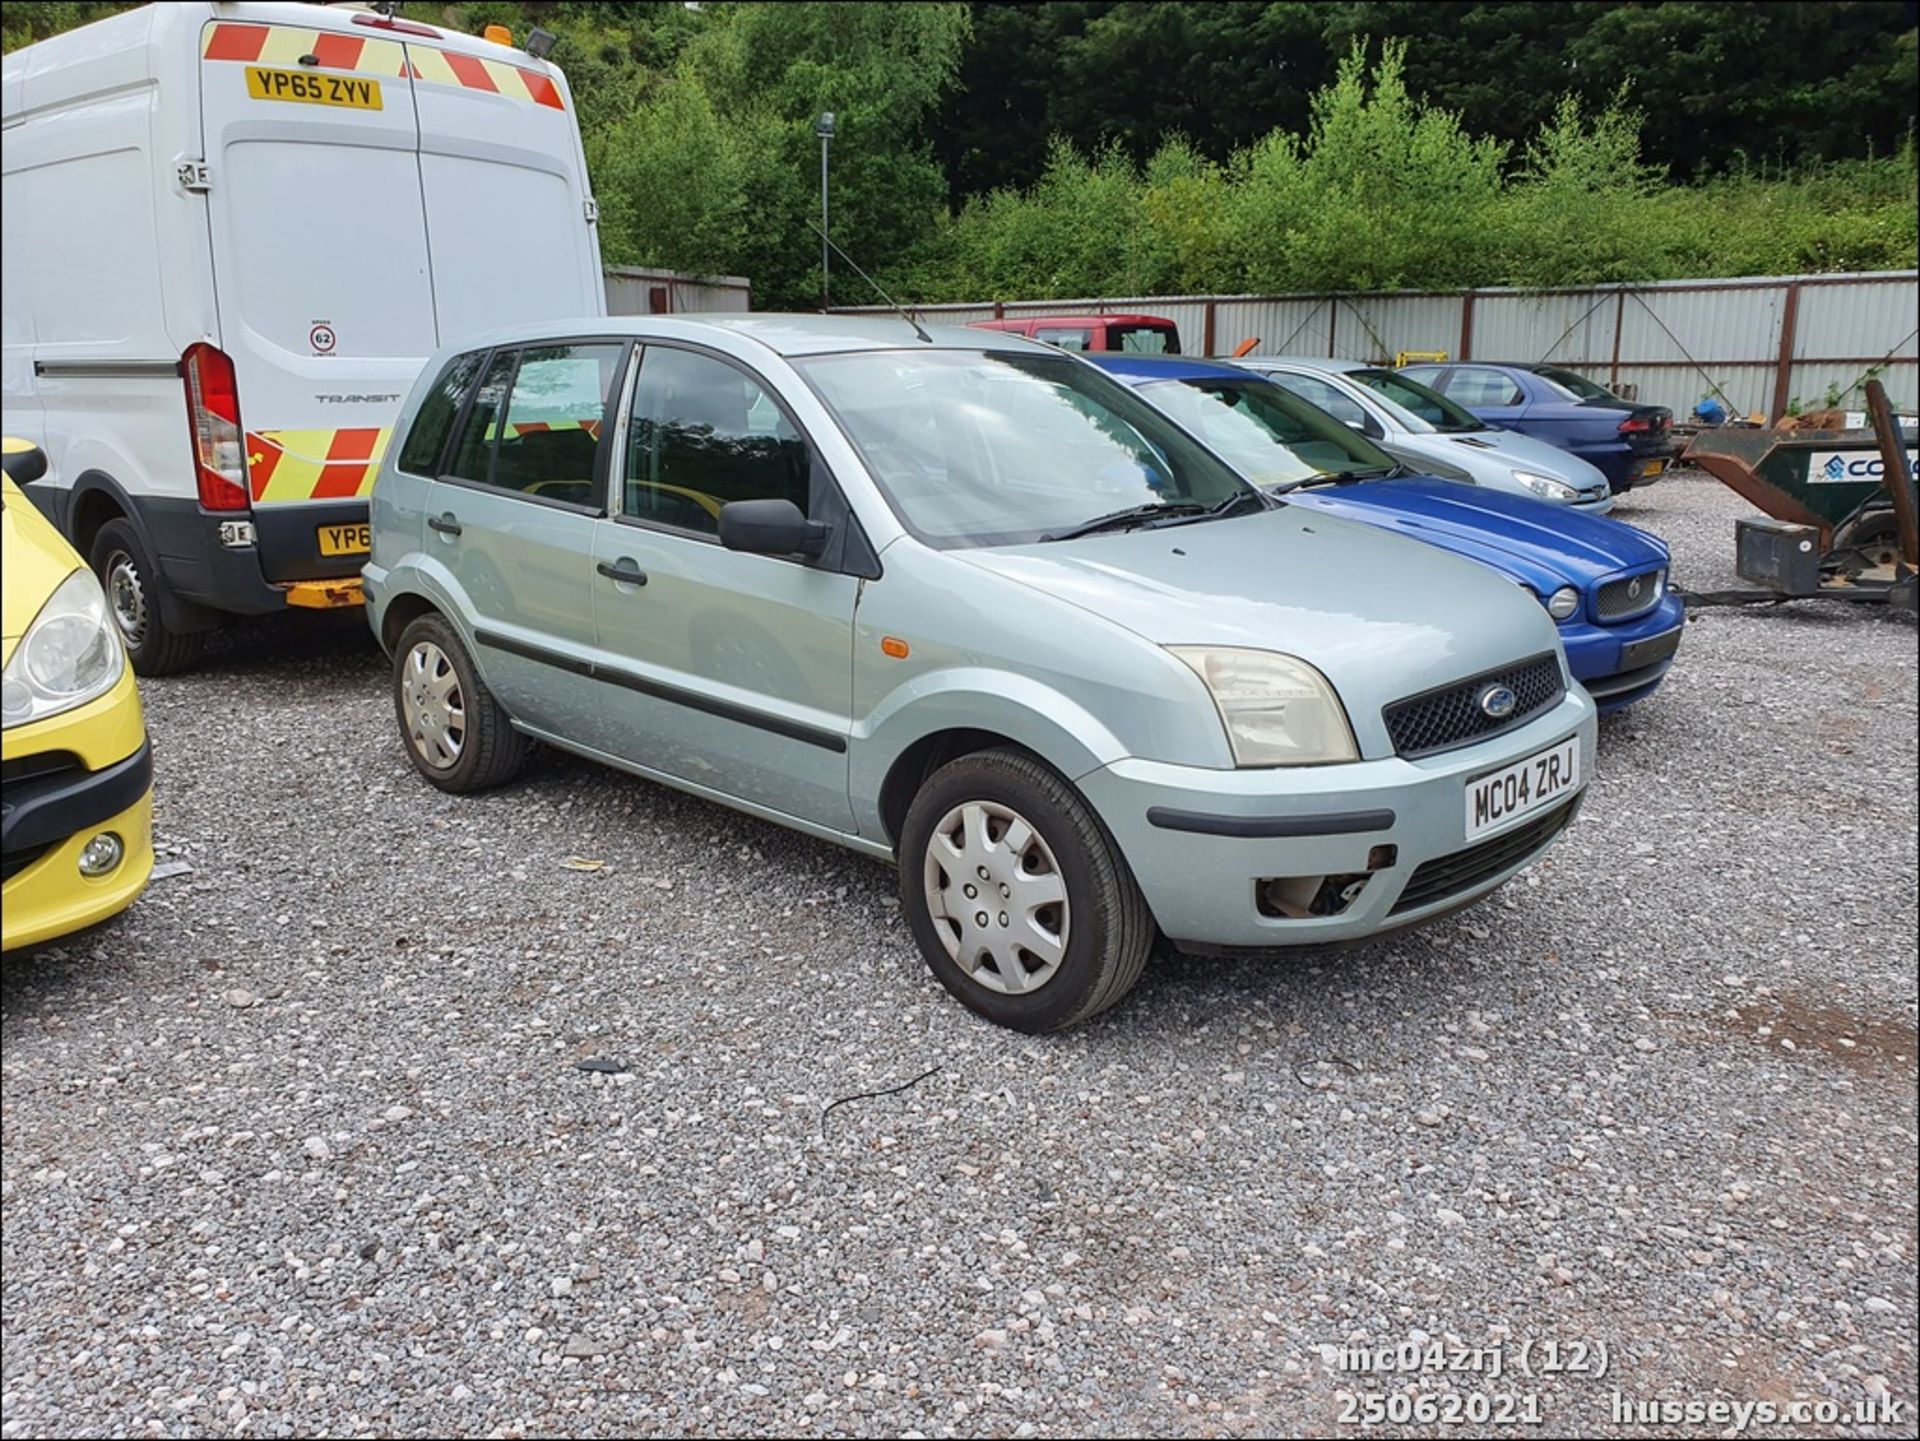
left=589, top=343, right=858, bottom=832
left=427, top=340, right=625, bottom=735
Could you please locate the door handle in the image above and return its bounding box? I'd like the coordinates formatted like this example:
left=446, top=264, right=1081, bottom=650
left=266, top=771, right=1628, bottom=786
left=597, top=560, right=648, bottom=587
left=428, top=514, right=462, bottom=537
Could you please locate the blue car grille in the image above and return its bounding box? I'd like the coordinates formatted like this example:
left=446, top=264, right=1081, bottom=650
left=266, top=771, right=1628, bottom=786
left=1594, top=569, right=1665, bottom=622
left=1382, top=653, right=1564, bottom=758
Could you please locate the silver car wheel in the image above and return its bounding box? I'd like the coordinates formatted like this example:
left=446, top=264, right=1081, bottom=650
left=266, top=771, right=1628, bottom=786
left=104, top=550, right=148, bottom=647
left=922, top=799, right=1070, bottom=995
left=403, top=640, right=466, bottom=770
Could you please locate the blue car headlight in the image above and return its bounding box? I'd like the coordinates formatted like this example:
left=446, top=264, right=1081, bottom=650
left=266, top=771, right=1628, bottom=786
left=1545, top=586, right=1582, bottom=621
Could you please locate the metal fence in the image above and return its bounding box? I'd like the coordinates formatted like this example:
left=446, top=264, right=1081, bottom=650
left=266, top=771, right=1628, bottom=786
left=837, top=271, right=1919, bottom=422
left=604, top=265, right=751, bottom=316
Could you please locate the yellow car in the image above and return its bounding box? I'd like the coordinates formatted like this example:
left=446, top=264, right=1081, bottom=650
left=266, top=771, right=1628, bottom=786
left=2, top=438, right=153, bottom=951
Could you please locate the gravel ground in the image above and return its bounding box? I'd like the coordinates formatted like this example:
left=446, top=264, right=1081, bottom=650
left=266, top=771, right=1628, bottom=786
left=3, top=468, right=1915, bottom=1439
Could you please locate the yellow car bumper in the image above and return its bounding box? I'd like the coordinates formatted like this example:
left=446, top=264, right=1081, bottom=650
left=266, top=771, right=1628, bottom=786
left=2, top=670, right=154, bottom=952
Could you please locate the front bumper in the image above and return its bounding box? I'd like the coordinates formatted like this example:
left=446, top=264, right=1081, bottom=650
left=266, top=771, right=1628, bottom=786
left=1, top=671, right=155, bottom=951
left=1561, top=593, right=1686, bottom=712
left=1078, top=690, right=1597, bottom=950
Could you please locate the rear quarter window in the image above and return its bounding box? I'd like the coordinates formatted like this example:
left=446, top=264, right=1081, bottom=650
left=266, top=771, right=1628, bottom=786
left=398, top=352, right=486, bottom=475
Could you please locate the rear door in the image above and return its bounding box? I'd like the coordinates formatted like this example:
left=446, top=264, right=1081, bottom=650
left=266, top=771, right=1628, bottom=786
left=406, top=37, right=603, bottom=346
left=198, top=15, right=430, bottom=580
left=425, top=340, right=623, bottom=736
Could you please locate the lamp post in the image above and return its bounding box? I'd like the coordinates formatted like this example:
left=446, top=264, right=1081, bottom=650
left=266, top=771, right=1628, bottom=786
left=814, top=111, right=835, bottom=312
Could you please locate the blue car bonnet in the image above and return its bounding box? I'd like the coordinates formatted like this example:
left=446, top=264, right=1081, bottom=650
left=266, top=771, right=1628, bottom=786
left=1088, top=354, right=1669, bottom=595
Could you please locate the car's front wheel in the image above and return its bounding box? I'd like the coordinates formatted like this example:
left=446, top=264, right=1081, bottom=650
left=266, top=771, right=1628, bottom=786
left=391, top=612, right=527, bottom=793
left=899, top=748, right=1153, bottom=1031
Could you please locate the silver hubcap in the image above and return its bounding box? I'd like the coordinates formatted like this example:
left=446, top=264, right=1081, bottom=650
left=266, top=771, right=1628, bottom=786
left=922, top=800, right=1069, bottom=995
left=105, top=552, right=147, bottom=646
left=403, top=641, right=466, bottom=770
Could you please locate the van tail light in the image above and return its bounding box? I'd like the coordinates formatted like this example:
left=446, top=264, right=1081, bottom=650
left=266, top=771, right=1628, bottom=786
left=182, top=342, right=250, bottom=511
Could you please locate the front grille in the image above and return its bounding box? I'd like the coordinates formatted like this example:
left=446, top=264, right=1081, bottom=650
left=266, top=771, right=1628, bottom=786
left=1382, top=654, right=1563, bottom=758
left=1390, top=798, right=1579, bottom=914
left=1594, top=570, right=1665, bottom=622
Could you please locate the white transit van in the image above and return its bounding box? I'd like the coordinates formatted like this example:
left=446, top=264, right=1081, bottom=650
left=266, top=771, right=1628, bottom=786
left=2, top=2, right=606, bottom=672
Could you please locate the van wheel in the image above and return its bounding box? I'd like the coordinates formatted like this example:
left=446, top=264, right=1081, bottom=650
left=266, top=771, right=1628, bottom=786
left=899, top=748, right=1153, bottom=1032
left=89, top=519, right=203, bottom=676
left=392, top=612, right=527, bottom=793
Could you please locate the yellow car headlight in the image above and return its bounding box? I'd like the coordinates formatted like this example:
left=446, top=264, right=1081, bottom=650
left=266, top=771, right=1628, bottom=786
left=2, top=568, right=126, bottom=728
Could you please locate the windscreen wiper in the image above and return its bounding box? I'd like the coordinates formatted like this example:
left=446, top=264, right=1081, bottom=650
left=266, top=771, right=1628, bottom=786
left=1039, top=501, right=1209, bottom=542
left=1147, top=487, right=1273, bottom=528
left=1271, top=466, right=1396, bottom=493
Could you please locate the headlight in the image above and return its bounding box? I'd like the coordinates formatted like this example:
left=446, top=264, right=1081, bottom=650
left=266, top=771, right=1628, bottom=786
left=1, top=568, right=126, bottom=728
left=1545, top=586, right=1582, bottom=620
left=1514, top=470, right=1576, bottom=502
left=1169, top=647, right=1358, bottom=766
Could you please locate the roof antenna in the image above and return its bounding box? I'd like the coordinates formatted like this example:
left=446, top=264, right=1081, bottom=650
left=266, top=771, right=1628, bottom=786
left=807, top=220, right=931, bottom=344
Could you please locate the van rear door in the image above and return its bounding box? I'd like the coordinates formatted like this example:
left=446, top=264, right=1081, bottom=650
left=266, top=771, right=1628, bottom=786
left=198, top=14, right=432, bottom=583
left=405, top=35, right=603, bottom=343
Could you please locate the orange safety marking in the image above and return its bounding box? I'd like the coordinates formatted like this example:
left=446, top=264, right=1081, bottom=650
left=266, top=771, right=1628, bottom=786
left=201, top=22, right=560, bottom=107
left=245, top=427, right=393, bottom=503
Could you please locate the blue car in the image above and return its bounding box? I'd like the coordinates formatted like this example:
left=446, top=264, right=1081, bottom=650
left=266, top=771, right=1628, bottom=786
left=1397, top=362, right=1674, bottom=493
left=1090, top=354, right=1684, bottom=712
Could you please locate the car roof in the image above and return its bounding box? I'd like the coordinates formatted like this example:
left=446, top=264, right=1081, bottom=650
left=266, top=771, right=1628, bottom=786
left=1236, top=356, right=1374, bottom=375
left=1084, top=353, right=1259, bottom=383
left=440, top=312, right=1047, bottom=360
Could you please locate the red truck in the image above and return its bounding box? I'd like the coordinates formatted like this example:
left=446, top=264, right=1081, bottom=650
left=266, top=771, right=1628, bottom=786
left=970, top=313, right=1181, bottom=354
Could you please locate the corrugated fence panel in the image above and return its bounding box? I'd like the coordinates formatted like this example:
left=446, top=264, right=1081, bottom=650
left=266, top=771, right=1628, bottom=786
left=1619, top=281, right=1787, bottom=366
left=604, top=266, right=751, bottom=315
left=1793, top=276, right=1920, bottom=364
left=1332, top=294, right=1463, bottom=362
left=1786, top=359, right=1920, bottom=415
left=832, top=272, right=1916, bottom=416
left=1218, top=298, right=1337, bottom=357
left=1472, top=292, right=1616, bottom=364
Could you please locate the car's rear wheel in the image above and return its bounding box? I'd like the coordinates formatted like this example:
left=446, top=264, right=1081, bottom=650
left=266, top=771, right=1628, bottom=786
left=89, top=519, right=203, bottom=676
left=899, top=748, right=1153, bottom=1031
left=392, top=612, right=527, bottom=793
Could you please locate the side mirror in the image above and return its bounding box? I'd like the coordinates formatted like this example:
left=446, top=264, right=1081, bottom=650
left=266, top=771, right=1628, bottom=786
left=1, top=439, right=49, bottom=486
left=719, top=498, right=828, bottom=558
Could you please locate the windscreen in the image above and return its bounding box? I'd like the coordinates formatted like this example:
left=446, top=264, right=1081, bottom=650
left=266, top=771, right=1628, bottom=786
left=1142, top=379, right=1401, bottom=488
left=796, top=349, right=1250, bottom=548
left=1350, top=368, right=1486, bottom=432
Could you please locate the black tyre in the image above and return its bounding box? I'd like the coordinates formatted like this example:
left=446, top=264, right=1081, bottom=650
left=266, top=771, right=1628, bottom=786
left=392, top=612, right=528, bottom=793
left=89, top=518, right=203, bottom=676
left=899, top=748, right=1154, bottom=1032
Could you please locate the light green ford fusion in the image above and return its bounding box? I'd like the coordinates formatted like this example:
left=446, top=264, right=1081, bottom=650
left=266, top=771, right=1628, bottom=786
left=364, top=315, right=1597, bottom=1031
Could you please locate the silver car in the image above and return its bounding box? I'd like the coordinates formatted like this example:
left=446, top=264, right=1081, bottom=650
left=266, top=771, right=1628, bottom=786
left=1238, top=356, right=1615, bottom=512
left=364, top=317, right=1597, bottom=1031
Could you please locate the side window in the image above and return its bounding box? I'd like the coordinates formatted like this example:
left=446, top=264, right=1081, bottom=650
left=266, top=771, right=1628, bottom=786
left=623, top=347, right=810, bottom=537
left=1271, top=373, right=1368, bottom=428
left=1036, top=328, right=1093, bottom=352
left=489, top=343, right=625, bottom=506
left=398, top=351, right=485, bottom=475
left=1449, top=367, right=1526, bottom=407
left=448, top=350, right=517, bottom=485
